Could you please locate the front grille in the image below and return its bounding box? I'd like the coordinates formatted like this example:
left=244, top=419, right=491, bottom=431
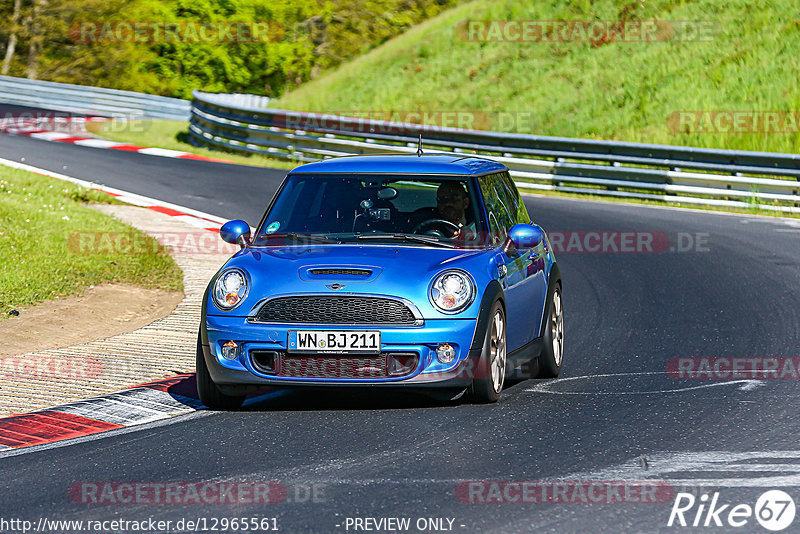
left=309, top=268, right=372, bottom=276
left=252, top=352, right=419, bottom=379
left=252, top=296, right=417, bottom=325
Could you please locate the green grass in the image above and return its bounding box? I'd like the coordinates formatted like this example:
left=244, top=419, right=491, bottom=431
left=0, top=166, right=183, bottom=317
left=273, top=0, right=800, bottom=154
left=92, top=120, right=299, bottom=170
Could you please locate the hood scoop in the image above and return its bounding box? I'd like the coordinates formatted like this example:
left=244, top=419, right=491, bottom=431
left=309, top=268, right=372, bottom=277
left=299, top=265, right=381, bottom=283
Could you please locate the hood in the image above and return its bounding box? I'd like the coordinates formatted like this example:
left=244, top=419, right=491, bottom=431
left=208, top=244, right=496, bottom=318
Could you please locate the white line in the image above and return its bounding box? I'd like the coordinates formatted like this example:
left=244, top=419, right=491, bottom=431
left=172, top=214, right=221, bottom=228
left=136, top=147, right=190, bottom=157
left=29, top=131, right=72, bottom=141
left=526, top=372, right=764, bottom=395
left=0, top=156, right=229, bottom=225
left=72, top=139, right=126, bottom=149
left=560, top=451, right=800, bottom=488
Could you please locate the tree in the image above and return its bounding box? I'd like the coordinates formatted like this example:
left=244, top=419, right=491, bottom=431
left=2, top=0, right=23, bottom=75
left=26, top=0, right=46, bottom=79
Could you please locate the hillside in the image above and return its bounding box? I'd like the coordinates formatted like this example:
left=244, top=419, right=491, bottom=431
left=0, top=0, right=460, bottom=98
left=274, top=0, right=800, bottom=153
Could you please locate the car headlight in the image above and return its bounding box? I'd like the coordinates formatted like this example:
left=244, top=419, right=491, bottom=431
left=430, top=270, right=474, bottom=314
left=213, top=268, right=249, bottom=311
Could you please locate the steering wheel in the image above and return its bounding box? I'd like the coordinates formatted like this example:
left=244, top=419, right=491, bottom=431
left=412, top=218, right=461, bottom=237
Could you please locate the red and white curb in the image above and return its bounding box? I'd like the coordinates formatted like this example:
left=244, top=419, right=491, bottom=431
left=0, top=158, right=231, bottom=450
left=0, top=156, right=228, bottom=232
left=0, top=157, right=259, bottom=450
left=1, top=116, right=233, bottom=164
left=20, top=130, right=232, bottom=162
left=0, top=374, right=203, bottom=450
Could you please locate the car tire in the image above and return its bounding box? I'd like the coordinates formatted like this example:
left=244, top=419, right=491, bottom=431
left=196, top=331, right=245, bottom=410
left=471, top=300, right=507, bottom=403
left=538, top=281, right=564, bottom=378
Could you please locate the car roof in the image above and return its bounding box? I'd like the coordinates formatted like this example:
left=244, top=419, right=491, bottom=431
left=289, top=153, right=508, bottom=176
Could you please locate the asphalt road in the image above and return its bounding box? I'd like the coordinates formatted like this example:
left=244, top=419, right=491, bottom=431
left=2, top=132, right=800, bottom=533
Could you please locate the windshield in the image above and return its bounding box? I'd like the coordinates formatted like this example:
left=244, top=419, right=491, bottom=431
left=252, top=174, right=488, bottom=248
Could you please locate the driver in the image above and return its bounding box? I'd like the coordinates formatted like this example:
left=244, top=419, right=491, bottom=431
left=436, top=182, right=476, bottom=239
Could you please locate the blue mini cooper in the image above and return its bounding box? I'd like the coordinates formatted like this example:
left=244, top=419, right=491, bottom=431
left=197, top=154, right=563, bottom=408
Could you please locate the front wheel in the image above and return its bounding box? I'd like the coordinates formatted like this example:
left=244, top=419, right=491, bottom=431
left=196, top=331, right=245, bottom=410
left=538, top=282, right=564, bottom=378
left=472, top=301, right=507, bottom=403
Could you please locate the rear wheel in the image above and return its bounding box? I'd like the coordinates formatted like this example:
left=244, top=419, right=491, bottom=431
left=472, top=301, right=506, bottom=403
left=196, top=331, right=245, bottom=410
left=538, top=283, right=564, bottom=378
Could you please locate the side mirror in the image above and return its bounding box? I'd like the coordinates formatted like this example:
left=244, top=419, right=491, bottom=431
left=220, top=219, right=251, bottom=248
left=507, top=223, right=544, bottom=250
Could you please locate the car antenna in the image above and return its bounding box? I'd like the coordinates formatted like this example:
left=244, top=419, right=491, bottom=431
left=416, top=134, right=423, bottom=157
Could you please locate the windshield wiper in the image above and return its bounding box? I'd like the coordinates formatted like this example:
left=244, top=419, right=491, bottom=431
left=257, top=232, right=338, bottom=244
left=353, top=233, right=456, bottom=248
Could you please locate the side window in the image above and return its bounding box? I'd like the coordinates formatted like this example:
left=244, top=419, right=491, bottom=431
left=499, top=171, right=530, bottom=224
left=492, top=173, right=516, bottom=230
left=478, top=173, right=514, bottom=243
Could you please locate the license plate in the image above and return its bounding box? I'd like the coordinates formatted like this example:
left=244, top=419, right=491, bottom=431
left=288, top=330, right=381, bottom=353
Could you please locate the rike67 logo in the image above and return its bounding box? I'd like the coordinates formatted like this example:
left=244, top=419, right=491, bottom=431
left=668, top=490, right=796, bottom=531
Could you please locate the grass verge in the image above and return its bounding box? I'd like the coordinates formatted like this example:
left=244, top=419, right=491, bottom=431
left=273, top=0, right=800, bottom=154
left=0, top=165, right=183, bottom=318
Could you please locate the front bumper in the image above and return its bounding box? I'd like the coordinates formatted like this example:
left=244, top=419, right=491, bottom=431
left=202, top=314, right=480, bottom=389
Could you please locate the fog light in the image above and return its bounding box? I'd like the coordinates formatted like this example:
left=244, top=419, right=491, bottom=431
left=436, top=343, right=456, bottom=364
left=221, top=340, right=239, bottom=360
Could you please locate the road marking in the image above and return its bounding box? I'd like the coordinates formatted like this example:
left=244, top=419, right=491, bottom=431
left=526, top=371, right=763, bottom=395
left=29, top=131, right=73, bottom=141
left=136, top=147, right=191, bottom=157
left=560, top=451, right=800, bottom=487
left=72, top=138, right=126, bottom=149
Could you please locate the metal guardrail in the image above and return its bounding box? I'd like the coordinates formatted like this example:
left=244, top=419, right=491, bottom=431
left=190, top=90, right=800, bottom=213
left=0, top=75, right=190, bottom=120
